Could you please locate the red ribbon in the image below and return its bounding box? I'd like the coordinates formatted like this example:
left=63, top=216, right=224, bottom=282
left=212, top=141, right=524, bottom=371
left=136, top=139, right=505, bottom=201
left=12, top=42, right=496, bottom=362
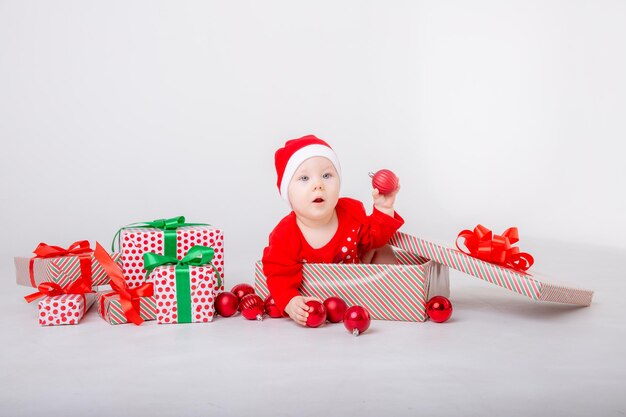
left=98, top=291, right=119, bottom=320
left=93, top=242, right=153, bottom=325
left=456, top=224, right=534, bottom=273
left=24, top=274, right=93, bottom=304
left=28, top=240, right=93, bottom=287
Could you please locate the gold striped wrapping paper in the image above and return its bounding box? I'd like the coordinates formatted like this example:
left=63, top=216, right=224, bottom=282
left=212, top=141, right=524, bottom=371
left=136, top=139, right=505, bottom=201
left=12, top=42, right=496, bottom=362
left=389, top=232, right=593, bottom=306
left=96, top=290, right=157, bottom=325
left=255, top=248, right=450, bottom=322
left=15, top=252, right=121, bottom=288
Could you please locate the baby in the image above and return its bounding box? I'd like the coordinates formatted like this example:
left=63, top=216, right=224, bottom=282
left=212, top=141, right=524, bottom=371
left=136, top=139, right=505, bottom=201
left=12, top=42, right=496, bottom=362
left=262, top=135, right=404, bottom=325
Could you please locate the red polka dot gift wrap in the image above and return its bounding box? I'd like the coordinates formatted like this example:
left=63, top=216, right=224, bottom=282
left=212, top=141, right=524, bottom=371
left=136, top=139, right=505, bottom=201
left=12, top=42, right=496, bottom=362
left=118, top=226, right=224, bottom=290
left=151, top=264, right=220, bottom=324
left=37, top=293, right=97, bottom=326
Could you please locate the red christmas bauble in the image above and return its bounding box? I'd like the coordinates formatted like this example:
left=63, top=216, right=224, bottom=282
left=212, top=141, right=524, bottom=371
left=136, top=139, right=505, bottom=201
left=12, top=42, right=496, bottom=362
left=370, top=169, right=399, bottom=195
left=214, top=291, right=239, bottom=317
left=426, top=296, right=453, bottom=323
left=240, top=294, right=264, bottom=321
left=231, top=283, right=255, bottom=310
left=305, top=300, right=327, bottom=328
left=323, top=296, right=347, bottom=323
left=264, top=295, right=283, bottom=318
left=343, top=306, right=371, bottom=336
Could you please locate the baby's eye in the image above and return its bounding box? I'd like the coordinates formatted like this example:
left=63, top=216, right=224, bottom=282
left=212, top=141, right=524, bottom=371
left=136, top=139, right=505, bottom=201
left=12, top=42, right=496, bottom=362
left=299, top=175, right=309, bottom=181
left=322, top=173, right=333, bottom=179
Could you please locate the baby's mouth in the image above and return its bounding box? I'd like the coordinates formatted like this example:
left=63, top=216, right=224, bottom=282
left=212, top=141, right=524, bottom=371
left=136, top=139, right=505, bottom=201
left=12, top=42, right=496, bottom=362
left=313, top=198, right=324, bottom=203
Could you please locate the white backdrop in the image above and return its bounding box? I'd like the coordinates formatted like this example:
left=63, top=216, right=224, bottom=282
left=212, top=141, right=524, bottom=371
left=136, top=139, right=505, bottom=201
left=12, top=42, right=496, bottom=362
left=1, top=1, right=625, bottom=282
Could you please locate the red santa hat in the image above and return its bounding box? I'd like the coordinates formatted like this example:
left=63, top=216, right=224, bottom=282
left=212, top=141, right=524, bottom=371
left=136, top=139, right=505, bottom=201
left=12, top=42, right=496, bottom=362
left=275, top=135, right=342, bottom=202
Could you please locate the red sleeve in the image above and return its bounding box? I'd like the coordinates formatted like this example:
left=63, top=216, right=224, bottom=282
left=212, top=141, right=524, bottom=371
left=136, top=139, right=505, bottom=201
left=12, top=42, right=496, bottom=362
left=261, top=216, right=303, bottom=314
left=357, top=205, right=405, bottom=252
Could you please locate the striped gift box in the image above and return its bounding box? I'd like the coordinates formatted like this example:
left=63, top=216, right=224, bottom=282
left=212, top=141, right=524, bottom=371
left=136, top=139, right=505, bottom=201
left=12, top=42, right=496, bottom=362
left=255, top=248, right=450, bottom=322
left=96, top=290, right=157, bottom=325
left=389, top=232, right=593, bottom=306
left=15, top=253, right=121, bottom=288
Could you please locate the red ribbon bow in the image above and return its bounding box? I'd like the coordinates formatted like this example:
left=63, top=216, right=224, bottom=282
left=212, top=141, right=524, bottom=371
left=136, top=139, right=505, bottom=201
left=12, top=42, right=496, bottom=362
left=29, top=240, right=94, bottom=288
left=94, top=242, right=153, bottom=325
left=24, top=275, right=93, bottom=303
left=32, top=240, right=92, bottom=258
left=456, top=224, right=534, bottom=273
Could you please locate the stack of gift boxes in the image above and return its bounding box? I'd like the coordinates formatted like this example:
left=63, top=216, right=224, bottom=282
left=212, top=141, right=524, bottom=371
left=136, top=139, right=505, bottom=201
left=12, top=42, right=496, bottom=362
left=15, top=216, right=225, bottom=326
left=15, top=217, right=593, bottom=327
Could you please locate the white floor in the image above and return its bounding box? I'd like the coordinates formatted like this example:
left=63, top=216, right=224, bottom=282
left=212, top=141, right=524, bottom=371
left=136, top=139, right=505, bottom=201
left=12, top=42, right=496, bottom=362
left=1, top=240, right=624, bottom=417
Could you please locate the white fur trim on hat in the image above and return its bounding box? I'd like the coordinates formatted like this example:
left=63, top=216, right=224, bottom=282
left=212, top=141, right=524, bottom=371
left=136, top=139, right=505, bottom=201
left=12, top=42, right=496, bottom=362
left=279, top=144, right=342, bottom=203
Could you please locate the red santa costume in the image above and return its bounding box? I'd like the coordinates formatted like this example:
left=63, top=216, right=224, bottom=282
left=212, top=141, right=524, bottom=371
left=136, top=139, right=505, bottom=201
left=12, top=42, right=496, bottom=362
left=262, top=135, right=404, bottom=314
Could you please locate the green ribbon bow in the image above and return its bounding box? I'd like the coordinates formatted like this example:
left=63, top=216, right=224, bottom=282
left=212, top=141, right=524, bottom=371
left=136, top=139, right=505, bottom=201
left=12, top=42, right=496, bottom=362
left=143, top=245, right=222, bottom=323
left=111, top=216, right=209, bottom=257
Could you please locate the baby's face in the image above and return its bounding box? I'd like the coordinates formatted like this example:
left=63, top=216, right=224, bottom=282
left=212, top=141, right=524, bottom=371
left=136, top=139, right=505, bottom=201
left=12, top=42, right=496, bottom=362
left=288, top=156, right=340, bottom=224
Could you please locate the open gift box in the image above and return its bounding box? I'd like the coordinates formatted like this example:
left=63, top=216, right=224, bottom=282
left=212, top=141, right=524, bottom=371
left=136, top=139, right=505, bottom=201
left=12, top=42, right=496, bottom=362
left=255, top=243, right=451, bottom=322
left=255, top=230, right=593, bottom=322
left=388, top=231, right=593, bottom=306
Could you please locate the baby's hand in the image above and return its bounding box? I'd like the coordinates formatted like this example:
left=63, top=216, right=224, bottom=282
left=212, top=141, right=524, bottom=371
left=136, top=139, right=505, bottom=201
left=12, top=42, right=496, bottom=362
left=284, top=295, right=321, bottom=326
left=373, top=179, right=400, bottom=216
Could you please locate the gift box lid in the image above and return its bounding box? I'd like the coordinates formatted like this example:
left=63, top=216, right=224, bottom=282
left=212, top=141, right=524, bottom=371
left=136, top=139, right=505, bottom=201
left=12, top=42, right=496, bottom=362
left=388, top=232, right=593, bottom=306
